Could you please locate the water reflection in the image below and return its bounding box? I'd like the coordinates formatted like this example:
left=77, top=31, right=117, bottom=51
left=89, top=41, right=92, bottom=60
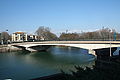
left=0, top=46, right=95, bottom=80
left=25, top=46, right=95, bottom=71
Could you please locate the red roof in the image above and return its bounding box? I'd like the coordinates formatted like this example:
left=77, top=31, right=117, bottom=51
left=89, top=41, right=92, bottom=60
left=15, top=32, right=25, bottom=34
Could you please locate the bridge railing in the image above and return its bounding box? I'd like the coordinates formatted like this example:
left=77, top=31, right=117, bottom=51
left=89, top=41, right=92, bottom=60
left=9, top=38, right=120, bottom=44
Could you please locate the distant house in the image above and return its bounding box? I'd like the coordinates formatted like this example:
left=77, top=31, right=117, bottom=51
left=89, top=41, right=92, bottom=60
left=12, top=32, right=27, bottom=42
left=28, top=34, right=37, bottom=41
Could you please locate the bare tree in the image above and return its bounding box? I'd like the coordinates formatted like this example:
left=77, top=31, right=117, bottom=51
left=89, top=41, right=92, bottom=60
left=78, top=28, right=115, bottom=40
left=59, top=33, right=80, bottom=41
left=35, top=27, right=120, bottom=41
left=35, top=26, right=58, bottom=40
left=1, top=32, right=10, bottom=44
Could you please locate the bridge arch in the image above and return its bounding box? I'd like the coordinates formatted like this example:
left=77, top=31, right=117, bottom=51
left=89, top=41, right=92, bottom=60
left=10, top=41, right=120, bottom=56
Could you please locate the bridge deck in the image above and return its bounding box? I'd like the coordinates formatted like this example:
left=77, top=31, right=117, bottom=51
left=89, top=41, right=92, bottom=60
left=10, top=41, right=120, bottom=55
left=11, top=41, right=120, bottom=45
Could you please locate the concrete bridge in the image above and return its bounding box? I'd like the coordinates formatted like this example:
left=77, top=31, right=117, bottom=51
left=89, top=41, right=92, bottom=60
left=10, top=41, right=120, bottom=56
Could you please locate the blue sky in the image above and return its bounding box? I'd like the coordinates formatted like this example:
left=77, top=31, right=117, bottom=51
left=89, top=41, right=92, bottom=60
left=0, top=0, right=120, bottom=35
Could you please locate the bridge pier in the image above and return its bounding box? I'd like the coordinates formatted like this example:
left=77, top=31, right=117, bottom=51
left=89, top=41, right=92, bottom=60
left=25, top=45, right=51, bottom=52
left=89, top=49, right=96, bottom=56
left=25, top=47, right=38, bottom=52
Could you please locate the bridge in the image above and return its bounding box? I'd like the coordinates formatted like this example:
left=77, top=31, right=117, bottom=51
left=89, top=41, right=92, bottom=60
left=10, top=41, right=120, bottom=56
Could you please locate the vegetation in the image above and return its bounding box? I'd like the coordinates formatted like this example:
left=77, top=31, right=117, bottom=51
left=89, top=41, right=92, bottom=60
left=59, top=28, right=120, bottom=41
left=35, top=26, right=58, bottom=41
left=59, top=33, right=79, bottom=41
left=61, top=61, right=120, bottom=80
left=35, top=26, right=120, bottom=41
left=0, top=32, right=10, bottom=44
left=33, top=60, right=120, bottom=80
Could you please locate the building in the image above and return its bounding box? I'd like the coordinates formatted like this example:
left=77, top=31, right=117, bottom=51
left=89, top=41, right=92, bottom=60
left=28, top=34, right=37, bottom=41
left=12, top=32, right=27, bottom=42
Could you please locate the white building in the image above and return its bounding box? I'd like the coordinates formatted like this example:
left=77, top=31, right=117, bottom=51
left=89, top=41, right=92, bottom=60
left=12, top=32, right=27, bottom=42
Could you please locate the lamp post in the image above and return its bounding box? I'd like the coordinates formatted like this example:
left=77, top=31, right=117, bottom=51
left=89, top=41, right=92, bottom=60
left=6, top=29, right=9, bottom=44
left=66, top=30, right=68, bottom=41
left=0, top=33, right=2, bottom=44
left=114, top=32, right=116, bottom=41
left=66, top=30, right=68, bottom=34
left=109, top=29, right=112, bottom=57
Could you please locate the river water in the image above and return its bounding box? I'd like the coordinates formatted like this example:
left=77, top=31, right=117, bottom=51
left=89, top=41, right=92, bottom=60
left=0, top=46, right=95, bottom=80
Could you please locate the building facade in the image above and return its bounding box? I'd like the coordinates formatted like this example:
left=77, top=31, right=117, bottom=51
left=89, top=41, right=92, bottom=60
left=27, top=34, right=37, bottom=41
left=12, top=32, right=27, bottom=42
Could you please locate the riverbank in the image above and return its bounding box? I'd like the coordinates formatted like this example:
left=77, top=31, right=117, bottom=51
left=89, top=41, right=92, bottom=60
left=31, top=73, right=65, bottom=80
left=31, top=56, right=120, bottom=80
left=0, top=45, right=22, bottom=53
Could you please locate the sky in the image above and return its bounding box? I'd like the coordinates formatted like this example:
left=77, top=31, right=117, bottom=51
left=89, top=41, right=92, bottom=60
left=0, top=0, right=120, bottom=35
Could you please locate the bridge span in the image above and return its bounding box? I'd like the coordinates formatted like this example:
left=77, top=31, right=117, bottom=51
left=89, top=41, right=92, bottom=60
left=10, top=41, right=120, bottom=56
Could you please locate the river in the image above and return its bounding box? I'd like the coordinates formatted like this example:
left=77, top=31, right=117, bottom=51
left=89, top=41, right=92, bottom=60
left=0, top=46, right=95, bottom=80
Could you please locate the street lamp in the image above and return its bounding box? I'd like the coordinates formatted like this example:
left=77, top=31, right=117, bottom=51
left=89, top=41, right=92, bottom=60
left=109, top=29, right=112, bottom=57
left=66, top=30, right=68, bottom=34
left=66, top=30, right=68, bottom=41
left=114, top=32, right=117, bottom=41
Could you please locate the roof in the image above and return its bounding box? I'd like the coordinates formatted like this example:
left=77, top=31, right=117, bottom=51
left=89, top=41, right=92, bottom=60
left=28, top=34, right=37, bottom=36
left=14, top=32, right=25, bottom=34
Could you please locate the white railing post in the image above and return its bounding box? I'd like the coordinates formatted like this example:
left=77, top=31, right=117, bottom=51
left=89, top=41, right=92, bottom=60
left=110, top=41, right=112, bottom=57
